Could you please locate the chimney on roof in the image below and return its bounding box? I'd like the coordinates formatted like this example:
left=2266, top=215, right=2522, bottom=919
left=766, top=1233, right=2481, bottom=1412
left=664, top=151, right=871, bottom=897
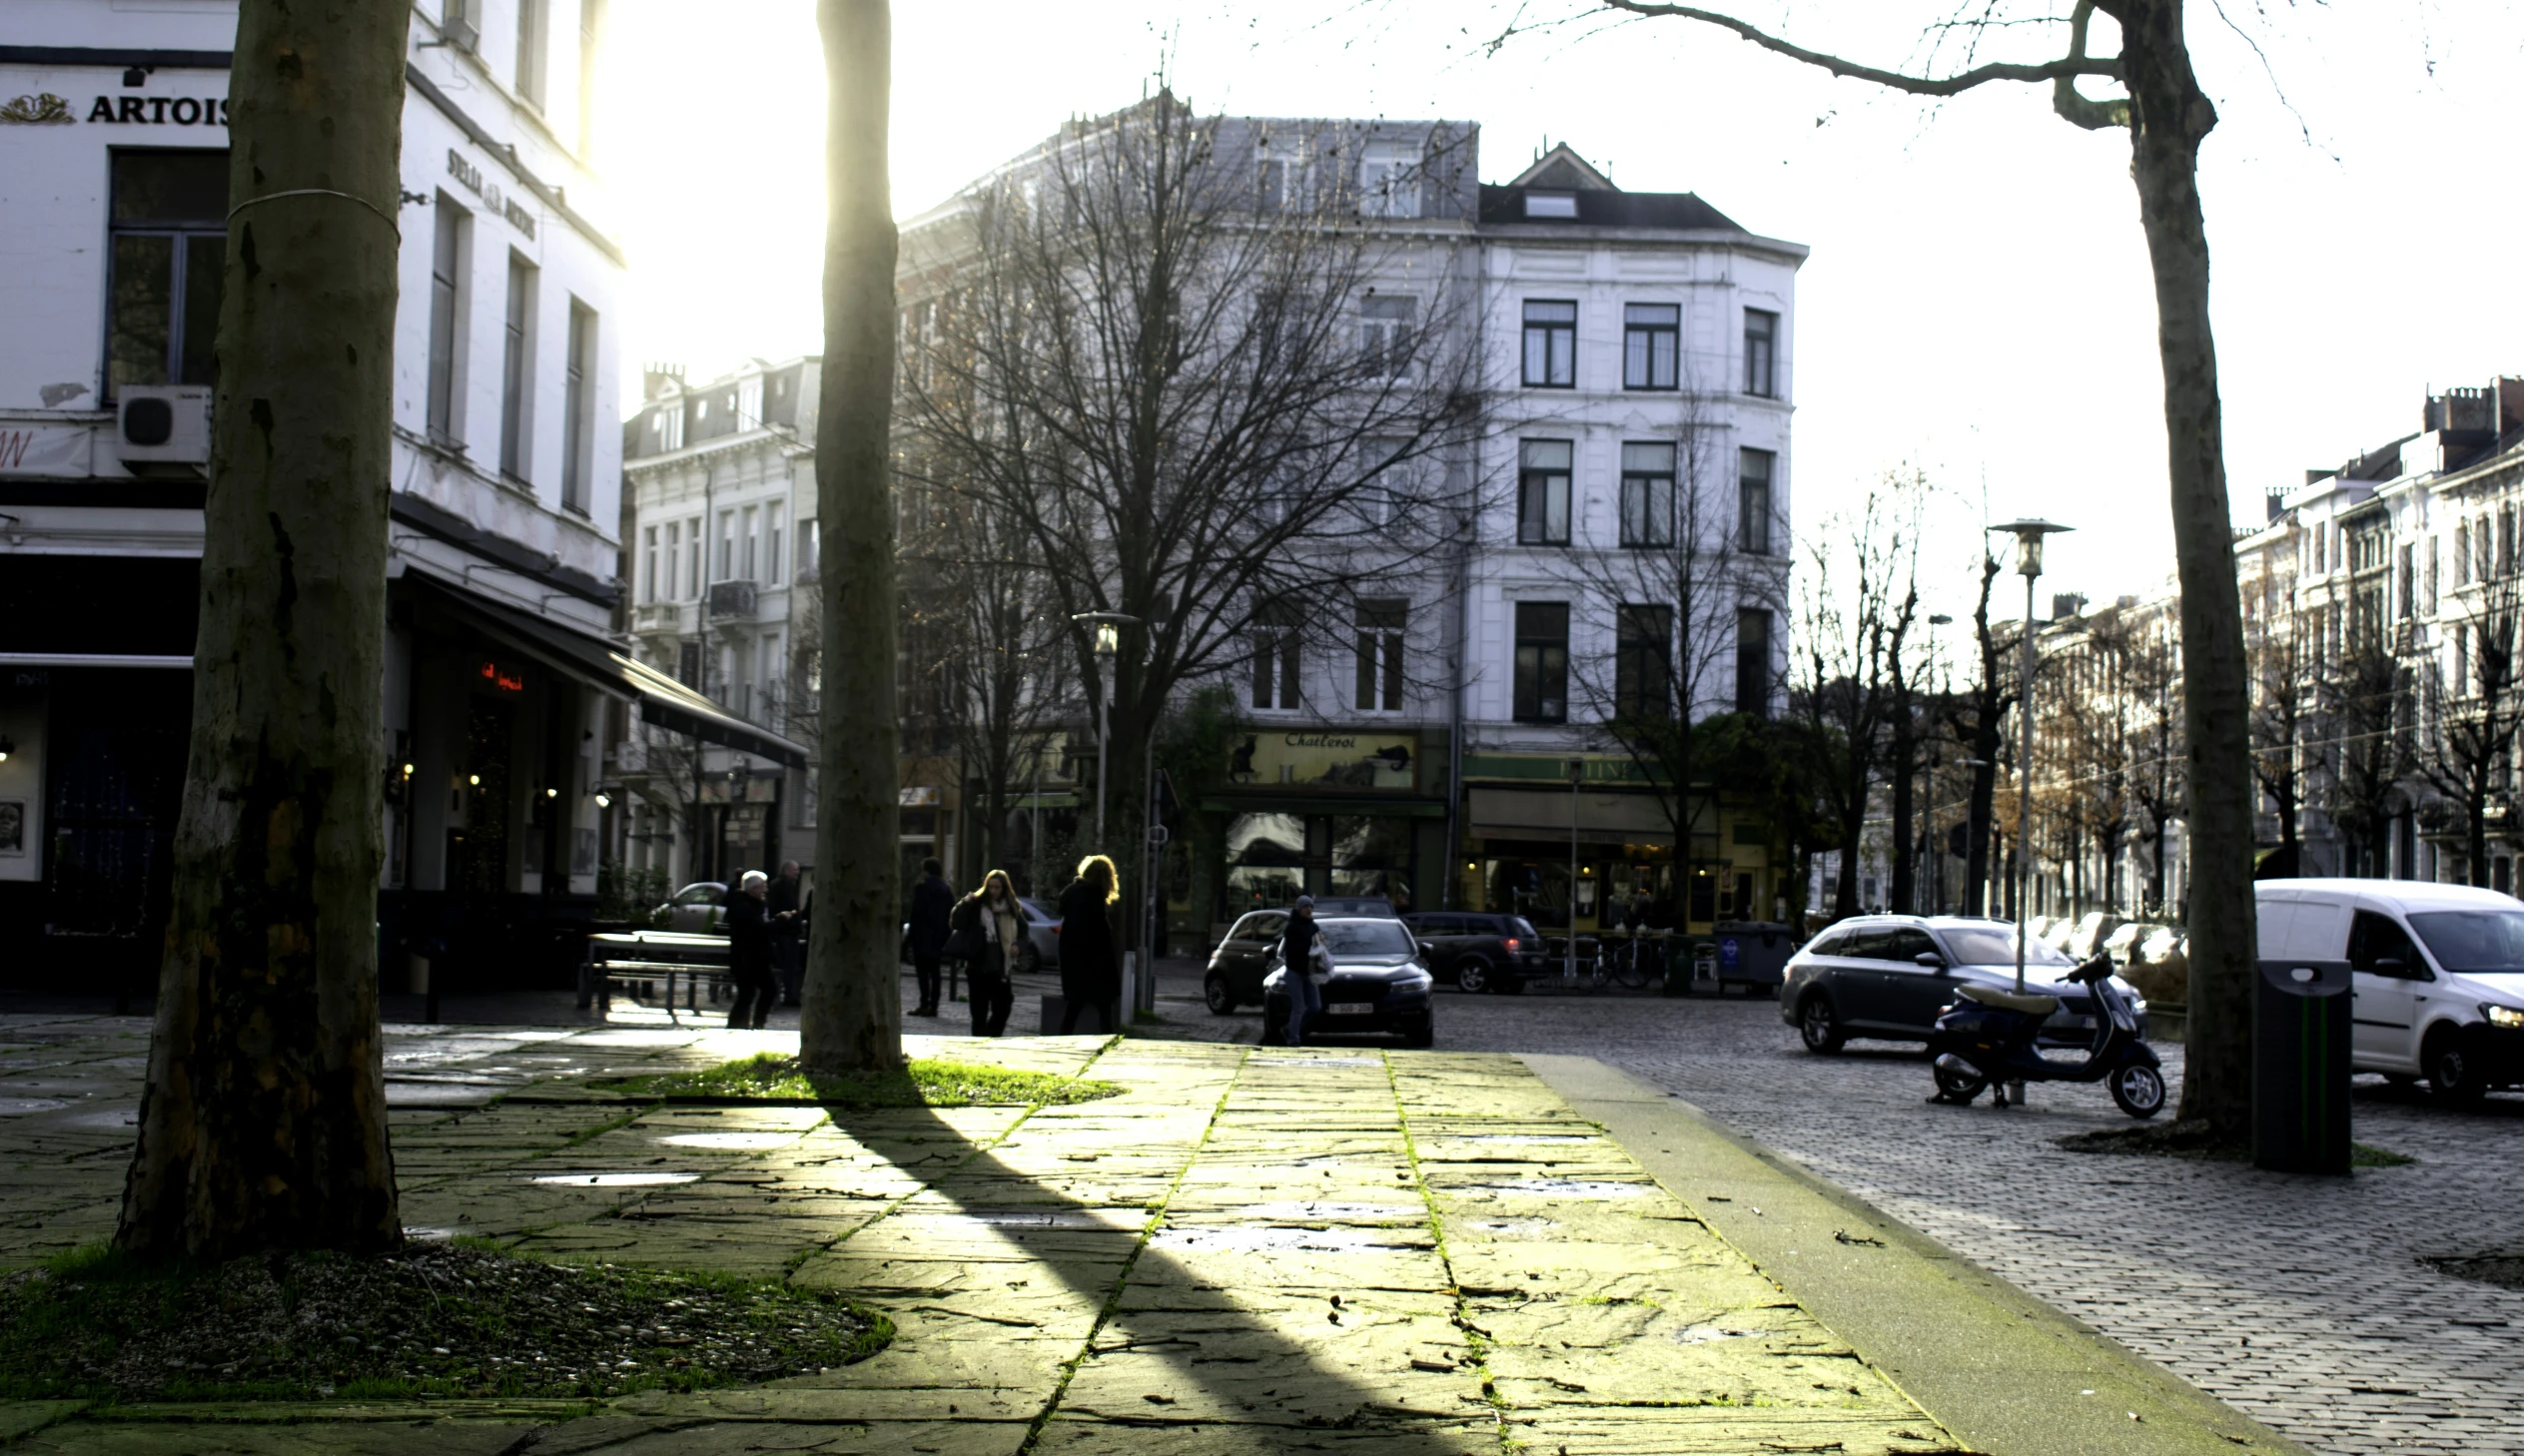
left=2425, top=385, right=2497, bottom=441
left=2052, top=592, right=2088, bottom=621
left=2267, top=485, right=2289, bottom=521
left=643, top=363, right=684, bottom=401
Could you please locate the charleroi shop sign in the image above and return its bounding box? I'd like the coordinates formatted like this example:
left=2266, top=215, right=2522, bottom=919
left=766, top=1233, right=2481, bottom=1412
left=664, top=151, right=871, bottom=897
left=0, top=92, right=233, bottom=126
left=1231, top=732, right=1418, bottom=792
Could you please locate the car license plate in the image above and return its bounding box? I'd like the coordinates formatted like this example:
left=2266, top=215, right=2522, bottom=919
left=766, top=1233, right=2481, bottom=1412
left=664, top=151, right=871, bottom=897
left=1327, top=1003, right=1374, bottom=1017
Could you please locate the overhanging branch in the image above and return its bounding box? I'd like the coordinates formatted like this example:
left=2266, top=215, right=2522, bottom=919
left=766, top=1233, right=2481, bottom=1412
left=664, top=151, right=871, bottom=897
left=1599, top=0, right=2122, bottom=97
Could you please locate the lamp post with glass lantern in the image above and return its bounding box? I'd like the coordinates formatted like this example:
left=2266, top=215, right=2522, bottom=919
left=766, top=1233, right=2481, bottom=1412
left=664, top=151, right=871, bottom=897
left=1989, top=519, right=2072, bottom=993
left=1072, top=612, right=1142, bottom=850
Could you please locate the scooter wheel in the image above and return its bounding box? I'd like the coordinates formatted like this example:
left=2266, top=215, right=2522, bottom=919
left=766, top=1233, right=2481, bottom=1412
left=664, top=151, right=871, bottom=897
left=1932, top=1057, right=1987, bottom=1104
left=2110, top=1064, right=2166, bottom=1119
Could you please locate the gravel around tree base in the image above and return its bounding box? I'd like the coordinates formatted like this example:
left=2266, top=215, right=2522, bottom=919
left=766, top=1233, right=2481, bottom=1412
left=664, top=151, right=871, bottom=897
left=0, top=1242, right=888, bottom=1404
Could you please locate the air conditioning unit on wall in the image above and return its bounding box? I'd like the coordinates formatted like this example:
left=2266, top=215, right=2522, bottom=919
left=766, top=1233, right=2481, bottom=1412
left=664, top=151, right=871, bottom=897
left=116, top=386, right=212, bottom=472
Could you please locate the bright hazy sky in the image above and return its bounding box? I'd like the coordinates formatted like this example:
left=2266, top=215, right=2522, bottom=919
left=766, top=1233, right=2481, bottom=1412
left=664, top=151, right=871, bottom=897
left=598, top=0, right=2521, bottom=636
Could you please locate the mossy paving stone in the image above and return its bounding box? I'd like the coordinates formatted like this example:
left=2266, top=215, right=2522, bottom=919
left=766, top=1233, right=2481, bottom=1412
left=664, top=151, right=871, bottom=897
left=1510, top=1406, right=1964, bottom=1456
left=1028, top=1417, right=1498, bottom=1454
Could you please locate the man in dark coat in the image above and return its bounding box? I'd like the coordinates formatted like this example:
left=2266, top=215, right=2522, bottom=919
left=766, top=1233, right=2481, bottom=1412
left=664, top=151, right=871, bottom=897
left=1056, top=855, right=1122, bottom=1034
left=725, top=871, right=776, bottom=1029
left=907, top=857, right=956, bottom=1017
left=768, top=860, right=805, bottom=1006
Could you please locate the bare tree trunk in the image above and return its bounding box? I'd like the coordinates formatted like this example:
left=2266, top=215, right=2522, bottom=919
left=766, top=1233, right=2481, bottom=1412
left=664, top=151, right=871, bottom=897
left=118, top=0, right=407, bottom=1259
left=801, top=0, right=902, bottom=1076
left=2110, top=0, right=2252, bottom=1137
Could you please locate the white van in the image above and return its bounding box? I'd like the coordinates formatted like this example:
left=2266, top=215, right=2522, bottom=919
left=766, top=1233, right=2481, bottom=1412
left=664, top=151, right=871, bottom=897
left=2256, top=879, right=2524, bottom=1101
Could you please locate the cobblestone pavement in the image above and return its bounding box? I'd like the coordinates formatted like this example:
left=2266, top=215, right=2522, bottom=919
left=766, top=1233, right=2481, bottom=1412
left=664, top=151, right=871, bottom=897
left=1338, top=983, right=2524, bottom=1456
left=0, top=1012, right=1961, bottom=1454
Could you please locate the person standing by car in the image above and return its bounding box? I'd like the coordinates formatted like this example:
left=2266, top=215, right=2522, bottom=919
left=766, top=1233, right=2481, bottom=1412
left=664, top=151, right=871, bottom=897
left=1057, top=855, right=1123, bottom=1034
left=1279, top=896, right=1329, bottom=1046
left=954, top=869, right=1024, bottom=1037
left=768, top=860, right=805, bottom=1007
left=907, top=857, right=956, bottom=1018
left=726, top=870, right=776, bottom=1029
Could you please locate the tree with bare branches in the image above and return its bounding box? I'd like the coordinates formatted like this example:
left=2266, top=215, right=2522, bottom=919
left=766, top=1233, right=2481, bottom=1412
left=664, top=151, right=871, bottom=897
left=1582, top=0, right=2259, bottom=1137
left=1560, top=368, right=1790, bottom=872
left=895, top=95, right=1486, bottom=954
left=1942, top=550, right=2017, bottom=918
left=1795, top=484, right=1923, bottom=920
left=2418, top=568, right=2524, bottom=888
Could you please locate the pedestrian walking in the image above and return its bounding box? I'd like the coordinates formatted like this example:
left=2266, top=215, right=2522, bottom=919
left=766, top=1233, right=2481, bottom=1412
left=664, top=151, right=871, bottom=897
left=768, top=859, right=805, bottom=1006
left=725, top=870, right=776, bottom=1030
left=907, top=856, right=955, bottom=1017
left=1277, top=895, right=1330, bottom=1047
left=952, top=869, right=1023, bottom=1037
left=1056, top=854, right=1122, bottom=1035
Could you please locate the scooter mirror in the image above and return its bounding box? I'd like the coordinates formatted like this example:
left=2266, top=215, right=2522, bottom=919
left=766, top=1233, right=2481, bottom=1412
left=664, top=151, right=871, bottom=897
left=1913, top=952, right=1948, bottom=972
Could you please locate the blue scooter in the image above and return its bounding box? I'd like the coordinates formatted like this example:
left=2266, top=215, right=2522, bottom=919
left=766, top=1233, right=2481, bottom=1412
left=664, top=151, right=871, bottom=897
left=1925, top=952, right=2166, bottom=1118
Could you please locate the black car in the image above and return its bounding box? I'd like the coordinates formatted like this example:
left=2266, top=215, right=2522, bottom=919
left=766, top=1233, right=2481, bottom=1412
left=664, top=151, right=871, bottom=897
left=1779, top=914, right=2150, bottom=1053
left=1206, top=909, right=1291, bottom=1012
left=1259, top=916, right=1435, bottom=1047
left=1400, top=911, right=1550, bottom=993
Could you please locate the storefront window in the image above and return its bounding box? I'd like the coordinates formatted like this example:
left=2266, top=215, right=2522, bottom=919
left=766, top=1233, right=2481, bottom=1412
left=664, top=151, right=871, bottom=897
left=1329, top=815, right=1412, bottom=911
left=1225, top=812, right=1305, bottom=912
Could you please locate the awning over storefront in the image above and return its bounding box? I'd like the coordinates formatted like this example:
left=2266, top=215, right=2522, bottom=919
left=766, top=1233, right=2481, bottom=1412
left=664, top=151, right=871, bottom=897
left=1198, top=795, right=1448, bottom=819
left=422, top=581, right=809, bottom=769
left=1467, top=786, right=1676, bottom=844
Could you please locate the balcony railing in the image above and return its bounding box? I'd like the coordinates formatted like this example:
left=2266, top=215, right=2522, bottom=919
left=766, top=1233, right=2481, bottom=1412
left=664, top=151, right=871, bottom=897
left=708, top=579, right=758, bottom=619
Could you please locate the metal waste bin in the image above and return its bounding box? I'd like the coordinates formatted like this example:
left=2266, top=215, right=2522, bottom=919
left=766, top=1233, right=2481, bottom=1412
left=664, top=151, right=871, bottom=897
left=2254, top=959, right=2351, bottom=1174
left=1712, top=921, right=1794, bottom=997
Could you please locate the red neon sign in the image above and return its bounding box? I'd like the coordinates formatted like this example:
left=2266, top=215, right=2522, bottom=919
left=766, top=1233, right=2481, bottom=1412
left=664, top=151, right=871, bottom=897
left=478, top=660, right=525, bottom=694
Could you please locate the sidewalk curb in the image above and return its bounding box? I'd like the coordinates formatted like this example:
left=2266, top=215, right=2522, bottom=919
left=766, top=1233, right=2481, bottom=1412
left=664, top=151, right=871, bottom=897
left=1521, top=1054, right=2312, bottom=1456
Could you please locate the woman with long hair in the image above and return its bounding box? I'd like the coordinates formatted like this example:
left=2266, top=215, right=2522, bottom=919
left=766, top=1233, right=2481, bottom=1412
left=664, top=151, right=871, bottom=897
left=1056, top=854, right=1123, bottom=1035
left=954, top=868, right=1023, bottom=1037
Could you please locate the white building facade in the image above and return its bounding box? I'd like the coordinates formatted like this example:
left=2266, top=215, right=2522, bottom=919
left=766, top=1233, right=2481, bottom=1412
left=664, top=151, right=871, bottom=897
left=614, top=359, right=820, bottom=890
left=0, top=2, right=717, bottom=990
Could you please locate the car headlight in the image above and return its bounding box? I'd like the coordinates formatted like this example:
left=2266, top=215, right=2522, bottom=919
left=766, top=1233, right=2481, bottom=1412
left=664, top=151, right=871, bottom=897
left=2484, top=1003, right=2524, bottom=1031
left=1397, top=971, right=1432, bottom=994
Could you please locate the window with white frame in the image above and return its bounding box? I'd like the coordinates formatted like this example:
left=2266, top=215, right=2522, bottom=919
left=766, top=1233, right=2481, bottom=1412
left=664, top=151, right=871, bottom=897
left=1252, top=603, right=1302, bottom=711
left=1738, top=448, right=1775, bottom=555
left=1521, top=301, right=1576, bottom=388
left=1357, top=139, right=1420, bottom=219
left=1518, top=439, right=1572, bottom=546
left=1623, top=304, right=1679, bottom=390
left=1354, top=600, right=1405, bottom=712
left=1743, top=308, right=1778, bottom=397
left=425, top=197, right=469, bottom=442
left=559, top=301, right=596, bottom=514
left=642, top=525, right=659, bottom=602
left=1359, top=295, right=1416, bottom=379
left=717, top=510, right=735, bottom=581
left=1619, top=442, right=1674, bottom=547
left=768, top=504, right=786, bottom=585
left=498, top=253, right=536, bottom=481
left=741, top=505, right=760, bottom=582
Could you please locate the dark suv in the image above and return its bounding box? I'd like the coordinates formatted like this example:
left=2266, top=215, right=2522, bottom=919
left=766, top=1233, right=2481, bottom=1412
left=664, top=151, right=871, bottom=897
left=1401, top=912, right=1549, bottom=993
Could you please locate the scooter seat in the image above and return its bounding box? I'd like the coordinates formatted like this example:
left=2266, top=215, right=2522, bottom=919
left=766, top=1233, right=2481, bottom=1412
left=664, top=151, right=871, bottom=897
left=1956, top=983, right=2060, bottom=1016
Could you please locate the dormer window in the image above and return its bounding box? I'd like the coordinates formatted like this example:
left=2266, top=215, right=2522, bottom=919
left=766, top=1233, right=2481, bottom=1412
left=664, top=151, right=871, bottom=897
left=1523, top=191, right=1578, bottom=219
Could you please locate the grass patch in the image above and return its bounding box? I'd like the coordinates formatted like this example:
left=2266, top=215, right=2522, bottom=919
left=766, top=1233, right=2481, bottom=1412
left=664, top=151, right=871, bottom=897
left=602, top=1052, right=1121, bottom=1109
left=2352, top=1141, right=2417, bottom=1167
left=0, top=1240, right=888, bottom=1405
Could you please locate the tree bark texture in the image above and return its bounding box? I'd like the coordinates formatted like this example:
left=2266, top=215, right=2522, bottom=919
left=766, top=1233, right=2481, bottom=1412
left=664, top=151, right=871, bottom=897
left=2103, top=0, right=2254, bottom=1137
left=117, top=0, right=408, bottom=1259
left=802, top=0, right=902, bottom=1076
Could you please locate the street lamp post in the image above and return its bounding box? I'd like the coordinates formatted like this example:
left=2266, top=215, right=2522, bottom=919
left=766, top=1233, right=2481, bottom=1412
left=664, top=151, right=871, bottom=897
left=1989, top=520, right=2073, bottom=994
left=1072, top=612, right=1143, bottom=850
left=1566, top=758, right=1584, bottom=986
